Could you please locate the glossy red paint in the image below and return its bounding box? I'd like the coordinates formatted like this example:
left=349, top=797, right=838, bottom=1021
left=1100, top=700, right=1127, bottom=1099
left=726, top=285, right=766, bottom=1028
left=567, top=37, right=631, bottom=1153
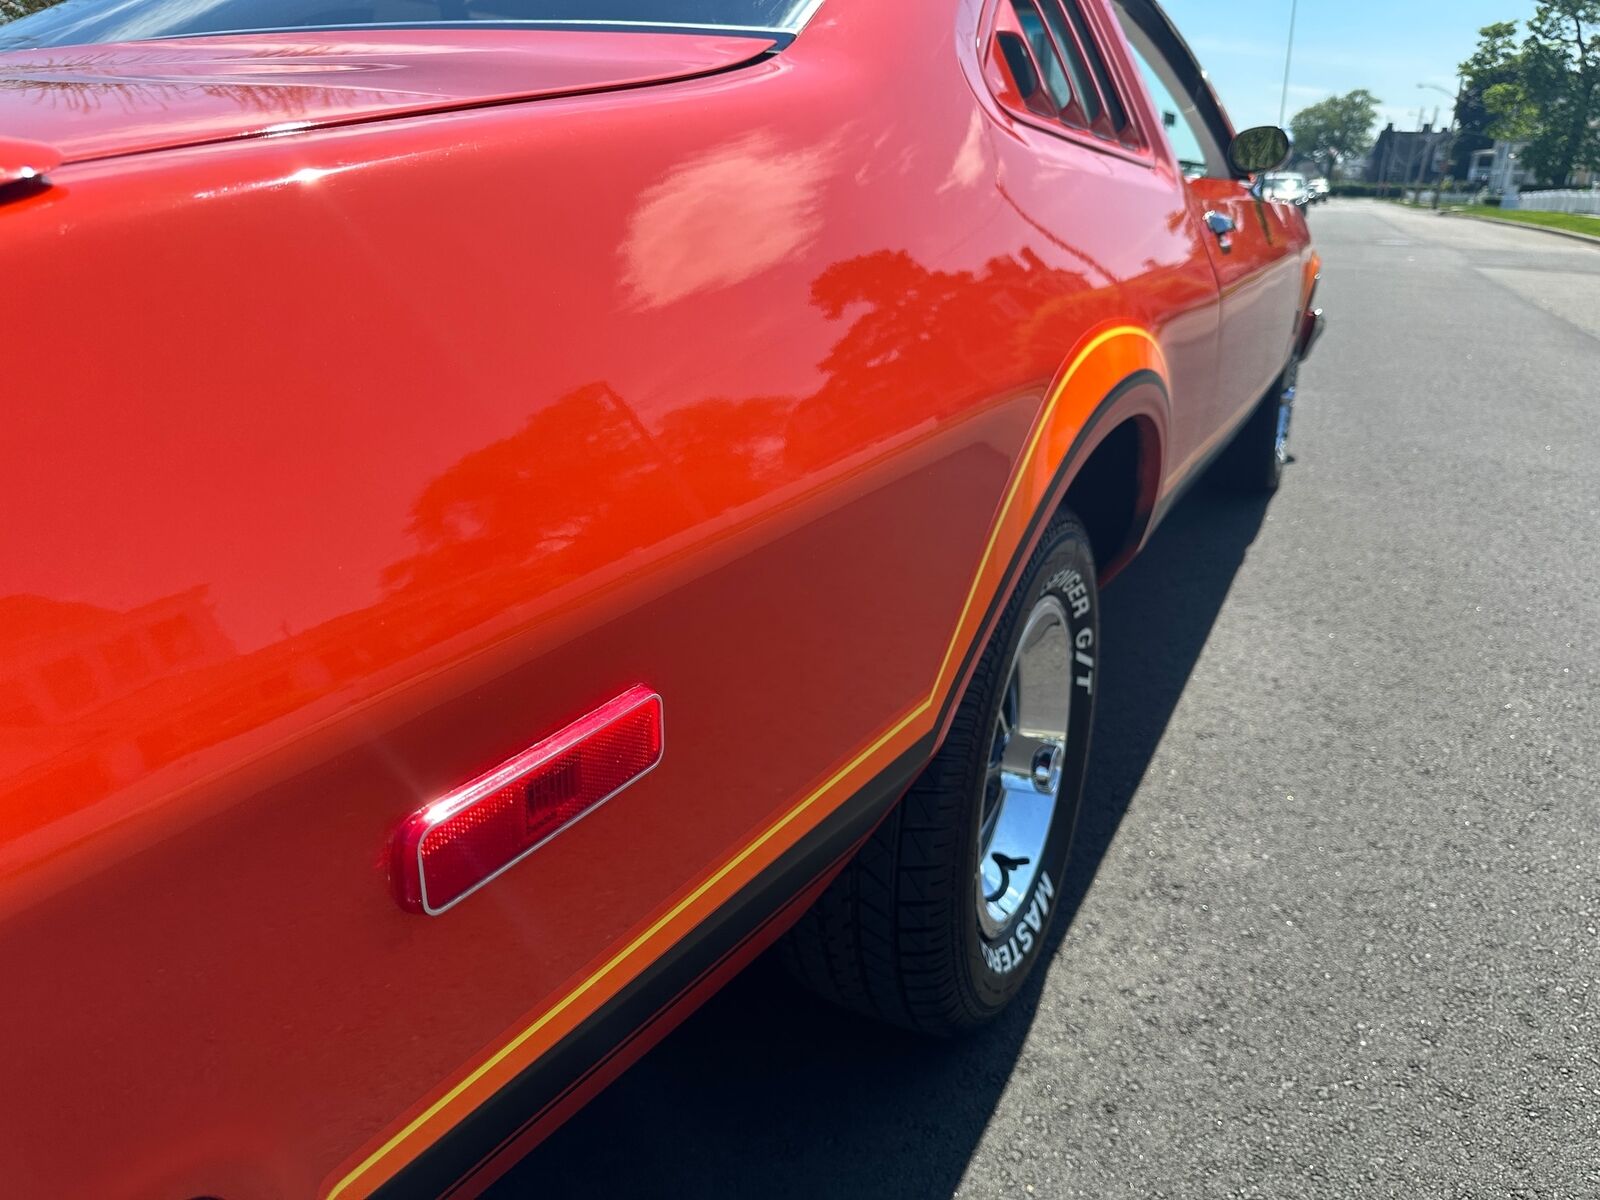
left=451, top=852, right=857, bottom=1200
left=0, top=133, right=60, bottom=184
left=0, top=2, right=1314, bottom=1197
left=0, top=31, right=775, bottom=162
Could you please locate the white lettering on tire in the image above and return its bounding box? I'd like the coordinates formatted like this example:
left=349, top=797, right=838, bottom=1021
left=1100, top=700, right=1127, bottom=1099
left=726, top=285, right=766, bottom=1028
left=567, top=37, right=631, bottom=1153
left=1045, top=569, right=1095, bottom=692
left=982, top=870, right=1056, bottom=976
left=1046, top=568, right=1093, bottom=620
left=1074, top=626, right=1095, bottom=693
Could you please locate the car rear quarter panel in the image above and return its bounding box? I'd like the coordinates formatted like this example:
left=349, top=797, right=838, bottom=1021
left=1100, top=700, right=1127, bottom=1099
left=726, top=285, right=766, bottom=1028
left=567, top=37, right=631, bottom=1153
left=0, top=2, right=1218, bottom=1195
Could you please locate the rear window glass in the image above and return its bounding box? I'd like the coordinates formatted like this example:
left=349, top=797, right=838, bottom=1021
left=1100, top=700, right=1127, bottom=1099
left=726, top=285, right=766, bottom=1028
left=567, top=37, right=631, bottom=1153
left=0, top=0, right=819, bottom=50
left=1011, top=1, right=1075, bottom=114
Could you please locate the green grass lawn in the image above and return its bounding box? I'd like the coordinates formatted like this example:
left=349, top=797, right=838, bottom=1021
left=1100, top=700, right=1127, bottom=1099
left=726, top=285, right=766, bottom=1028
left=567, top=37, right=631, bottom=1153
left=1449, top=206, right=1600, bottom=237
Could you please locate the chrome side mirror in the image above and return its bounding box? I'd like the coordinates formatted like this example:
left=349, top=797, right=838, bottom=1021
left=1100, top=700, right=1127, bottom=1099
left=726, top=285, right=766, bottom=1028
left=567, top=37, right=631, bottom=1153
left=1228, top=126, right=1291, bottom=176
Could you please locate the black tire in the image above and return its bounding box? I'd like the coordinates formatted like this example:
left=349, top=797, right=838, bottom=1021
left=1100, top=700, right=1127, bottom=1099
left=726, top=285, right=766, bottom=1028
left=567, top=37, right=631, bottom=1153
left=1213, top=356, right=1297, bottom=495
left=781, top=510, right=1099, bottom=1035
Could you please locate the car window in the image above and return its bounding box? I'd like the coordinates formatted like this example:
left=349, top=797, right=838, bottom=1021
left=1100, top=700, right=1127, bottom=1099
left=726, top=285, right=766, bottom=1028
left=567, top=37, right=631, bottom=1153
left=1125, top=41, right=1209, bottom=176
left=0, top=0, right=821, bottom=49
left=1111, top=1, right=1231, bottom=179
left=990, top=0, right=1142, bottom=148
left=1030, top=0, right=1100, bottom=124
left=1012, top=0, right=1078, bottom=116
left=1054, top=0, right=1127, bottom=132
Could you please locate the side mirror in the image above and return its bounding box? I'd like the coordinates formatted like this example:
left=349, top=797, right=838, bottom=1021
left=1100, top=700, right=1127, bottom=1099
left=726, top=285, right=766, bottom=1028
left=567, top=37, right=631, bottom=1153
left=1228, top=126, right=1291, bottom=176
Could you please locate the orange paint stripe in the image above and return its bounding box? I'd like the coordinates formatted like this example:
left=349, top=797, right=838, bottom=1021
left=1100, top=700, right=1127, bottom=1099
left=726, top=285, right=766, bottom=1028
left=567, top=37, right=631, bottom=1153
left=323, top=323, right=1165, bottom=1200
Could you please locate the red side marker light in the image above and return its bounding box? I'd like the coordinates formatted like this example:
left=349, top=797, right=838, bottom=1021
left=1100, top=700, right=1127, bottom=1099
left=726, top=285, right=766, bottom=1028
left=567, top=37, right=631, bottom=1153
left=394, top=686, right=663, bottom=915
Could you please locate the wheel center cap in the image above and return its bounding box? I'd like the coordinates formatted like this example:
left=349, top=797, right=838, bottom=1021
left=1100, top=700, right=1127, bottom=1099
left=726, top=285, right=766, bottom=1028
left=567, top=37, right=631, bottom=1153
left=1031, top=743, right=1064, bottom=794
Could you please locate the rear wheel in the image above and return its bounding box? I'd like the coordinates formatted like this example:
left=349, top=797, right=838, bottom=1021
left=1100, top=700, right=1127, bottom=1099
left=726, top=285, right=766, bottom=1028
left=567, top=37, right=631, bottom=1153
left=781, top=511, right=1098, bottom=1034
left=1214, top=357, right=1298, bottom=494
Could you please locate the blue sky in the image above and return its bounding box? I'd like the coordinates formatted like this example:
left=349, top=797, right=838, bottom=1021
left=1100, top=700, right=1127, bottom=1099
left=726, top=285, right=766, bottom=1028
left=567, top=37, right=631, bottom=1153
left=1156, top=0, right=1539, bottom=134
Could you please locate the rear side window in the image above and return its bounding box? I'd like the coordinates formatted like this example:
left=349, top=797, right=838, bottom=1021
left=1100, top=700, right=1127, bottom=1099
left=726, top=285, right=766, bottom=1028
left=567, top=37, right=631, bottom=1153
left=991, top=0, right=1138, bottom=147
left=1012, top=1, right=1076, bottom=115
left=1034, top=0, right=1102, bottom=124
left=1058, top=0, right=1128, bottom=132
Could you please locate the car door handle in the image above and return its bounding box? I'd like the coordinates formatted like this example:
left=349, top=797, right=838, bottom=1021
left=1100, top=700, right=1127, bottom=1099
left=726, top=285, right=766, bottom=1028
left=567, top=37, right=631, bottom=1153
left=1203, top=210, right=1236, bottom=253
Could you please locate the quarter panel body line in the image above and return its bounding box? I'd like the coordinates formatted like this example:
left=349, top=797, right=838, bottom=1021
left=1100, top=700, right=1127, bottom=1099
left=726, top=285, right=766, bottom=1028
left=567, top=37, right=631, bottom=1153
left=321, top=322, right=1168, bottom=1200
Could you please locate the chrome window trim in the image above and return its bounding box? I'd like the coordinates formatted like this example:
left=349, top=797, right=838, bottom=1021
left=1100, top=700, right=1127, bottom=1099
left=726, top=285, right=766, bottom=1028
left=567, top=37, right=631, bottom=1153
left=138, top=20, right=805, bottom=41
left=5, top=2, right=825, bottom=49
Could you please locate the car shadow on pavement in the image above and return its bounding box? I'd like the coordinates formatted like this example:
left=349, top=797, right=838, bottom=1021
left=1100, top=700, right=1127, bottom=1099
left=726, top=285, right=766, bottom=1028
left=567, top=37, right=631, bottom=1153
left=490, top=484, right=1271, bottom=1200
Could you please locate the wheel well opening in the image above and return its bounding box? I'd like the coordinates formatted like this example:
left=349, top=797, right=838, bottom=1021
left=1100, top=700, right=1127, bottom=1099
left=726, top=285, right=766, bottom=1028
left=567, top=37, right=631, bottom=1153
left=1063, top=418, right=1156, bottom=573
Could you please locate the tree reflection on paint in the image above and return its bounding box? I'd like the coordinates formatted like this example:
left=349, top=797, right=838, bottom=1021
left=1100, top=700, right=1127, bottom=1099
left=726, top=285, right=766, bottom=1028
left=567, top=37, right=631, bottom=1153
left=0, top=246, right=1114, bottom=825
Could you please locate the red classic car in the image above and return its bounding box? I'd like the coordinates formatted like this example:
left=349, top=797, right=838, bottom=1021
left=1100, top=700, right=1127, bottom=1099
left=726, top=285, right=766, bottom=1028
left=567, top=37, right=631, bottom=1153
left=0, top=0, right=1321, bottom=1196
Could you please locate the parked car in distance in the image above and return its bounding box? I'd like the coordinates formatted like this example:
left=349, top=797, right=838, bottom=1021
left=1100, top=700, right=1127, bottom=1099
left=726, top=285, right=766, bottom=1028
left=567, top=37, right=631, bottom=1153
left=1308, top=176, right=1332, bottom=203
left=1264, top=170, right=1313, bottom=205
left=0, top=1, right=1322, bottom=1197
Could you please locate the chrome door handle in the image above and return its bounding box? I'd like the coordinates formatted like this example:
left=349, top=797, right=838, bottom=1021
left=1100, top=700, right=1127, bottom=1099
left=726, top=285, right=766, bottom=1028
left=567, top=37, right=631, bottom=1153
left=1204, top=210, right=1236, bottom=253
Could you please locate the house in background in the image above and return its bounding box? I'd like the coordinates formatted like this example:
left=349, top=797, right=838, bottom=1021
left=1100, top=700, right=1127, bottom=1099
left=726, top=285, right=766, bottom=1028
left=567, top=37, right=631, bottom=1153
left=1365, top=123, right=1451, bottom=186
left=1467, top=141, right=1537, bottom=193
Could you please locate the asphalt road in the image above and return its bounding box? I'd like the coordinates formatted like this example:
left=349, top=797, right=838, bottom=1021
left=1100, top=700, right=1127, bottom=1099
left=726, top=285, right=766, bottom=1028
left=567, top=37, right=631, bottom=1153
left=491, top=201, right=1600, bottom=1199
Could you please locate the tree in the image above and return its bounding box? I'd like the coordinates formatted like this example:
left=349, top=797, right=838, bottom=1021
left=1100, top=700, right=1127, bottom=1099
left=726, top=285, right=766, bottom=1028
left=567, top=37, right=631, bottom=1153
left=1454, top=22, right=1525, bottom=174
left=0, top=0, right=61, bottom=21
left=1461, top=4, right=1600, bottom=185
left=1289, top=90, right=1382, bottom=180
left=1523, top=0, right=1600, bottom=183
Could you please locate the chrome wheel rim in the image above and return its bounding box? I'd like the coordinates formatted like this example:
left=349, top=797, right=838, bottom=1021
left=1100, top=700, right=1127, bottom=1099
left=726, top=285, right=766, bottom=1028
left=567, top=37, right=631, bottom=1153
left=976, top=595, right=1072, bottom=939
left=1275, top=365, right=1298, bottom=468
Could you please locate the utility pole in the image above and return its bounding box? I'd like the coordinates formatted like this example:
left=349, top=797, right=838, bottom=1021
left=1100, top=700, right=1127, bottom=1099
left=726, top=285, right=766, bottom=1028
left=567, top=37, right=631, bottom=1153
left=1278, top=0, right=1299, bottom=128
left=1419, top=79, right=1462, bottom=208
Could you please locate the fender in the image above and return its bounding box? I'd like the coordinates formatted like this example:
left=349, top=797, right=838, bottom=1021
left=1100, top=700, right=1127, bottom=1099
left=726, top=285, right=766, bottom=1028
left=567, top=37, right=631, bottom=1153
left=322, top=325, right=1172, bottom=1200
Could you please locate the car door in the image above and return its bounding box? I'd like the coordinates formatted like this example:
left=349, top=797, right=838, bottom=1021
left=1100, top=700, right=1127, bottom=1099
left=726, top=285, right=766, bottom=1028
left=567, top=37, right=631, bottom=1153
left=1186, top=175, right=1305, bottom=423
left=977, top=0, right=1225, bottom=479
left=1114, top=0, right=1306, bottom=466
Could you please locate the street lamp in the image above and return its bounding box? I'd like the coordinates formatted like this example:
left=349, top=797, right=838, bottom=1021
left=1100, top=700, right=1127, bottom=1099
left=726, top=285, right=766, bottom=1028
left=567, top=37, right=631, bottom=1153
left=1417, top=80, right=1463, bottom=206
left=1278, top=0, right=1299, bottom=129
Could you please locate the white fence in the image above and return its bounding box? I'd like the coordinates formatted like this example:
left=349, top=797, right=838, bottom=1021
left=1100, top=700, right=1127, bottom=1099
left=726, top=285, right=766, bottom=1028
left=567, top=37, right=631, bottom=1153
left=1405, top=190, right=1480, bottom=207
left=1516, top=189, right=1600, bottom=215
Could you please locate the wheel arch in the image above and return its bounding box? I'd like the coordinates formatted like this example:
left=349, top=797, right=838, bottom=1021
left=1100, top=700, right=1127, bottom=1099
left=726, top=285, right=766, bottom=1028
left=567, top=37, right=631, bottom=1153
left=929, top=346, right=1168, bottom=753
left=1058, top=382, right=1166, bottom=586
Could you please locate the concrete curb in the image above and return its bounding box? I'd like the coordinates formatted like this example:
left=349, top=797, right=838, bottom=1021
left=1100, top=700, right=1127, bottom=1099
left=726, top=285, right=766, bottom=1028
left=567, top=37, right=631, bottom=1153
left=1438, top=209, right=1600, bottom=247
